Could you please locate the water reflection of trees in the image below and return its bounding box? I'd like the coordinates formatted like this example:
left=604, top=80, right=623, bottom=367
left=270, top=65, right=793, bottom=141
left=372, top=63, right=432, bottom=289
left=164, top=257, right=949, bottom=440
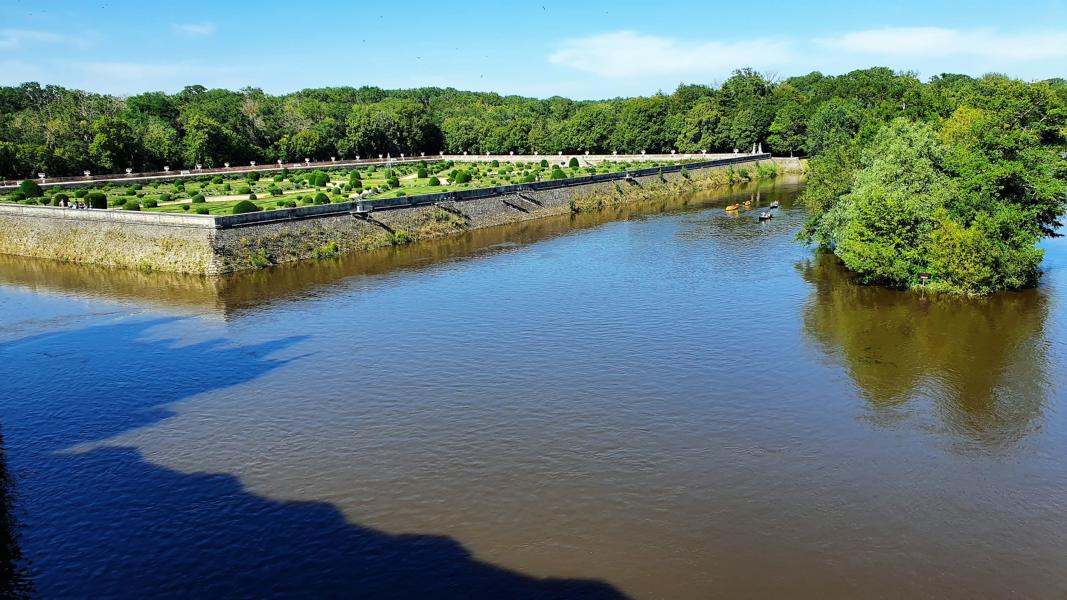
left=800, top=252, right=1050, bottom=450
left=0, top=429, right=32, bottom=599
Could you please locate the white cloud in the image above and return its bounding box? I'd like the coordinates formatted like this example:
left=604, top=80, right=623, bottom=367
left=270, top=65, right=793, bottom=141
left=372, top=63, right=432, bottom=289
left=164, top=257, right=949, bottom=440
left=172, top=23, right=216, bottom=36
left=815, top=27, right=1067, bottom=62
left=0, top=29, right=66, bottom=49
left=548, top=30, right=791, bottom=78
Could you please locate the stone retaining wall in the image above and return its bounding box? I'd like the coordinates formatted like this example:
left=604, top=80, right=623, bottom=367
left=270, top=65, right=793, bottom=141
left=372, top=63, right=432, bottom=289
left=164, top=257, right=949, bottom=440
left=0, top=155, right=776, bottom=274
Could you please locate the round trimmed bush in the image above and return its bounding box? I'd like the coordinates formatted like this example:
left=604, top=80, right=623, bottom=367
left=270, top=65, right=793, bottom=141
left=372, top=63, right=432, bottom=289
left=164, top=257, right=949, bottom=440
left=268, top=185, right=282, bottom=197
left=273, top=174, right=284, bottom=182
left=428, top=177, right=441, bottom=187
left=191, top=194, right=206, bottom=203
left=7, top=191, right=26, bottom=202
left=159, top=192, right=172, bottom=202
left=386, top=177, right=400, bottom=188
left=53, top=192, right=69, bottom=205
left=246, top=171, right=261, bottom=182
left=222, top=183, right=232, bottom=191
left=19, top=179, right=43, bottom=198
left=232, top=200, right=260, bottom=214
left=181, top=204, right=190, bottom=211
left=540, top=159, right=548, bottom=167
left=314, top=192, right=330, bottom=205
left=109, top=197, right=128, bottom=207
left=238, top=185, right=251, bottom=195
left=417, top=167, right=429, bottom=178
left=550, top=167, right=567, bottom=180
left=211, top=176, right=224, bottom=184
left=248, top=193, right=257, bottom=200
left=85, top=192, right=107, bottom=209
left=123, top=201, right=141, bottom=211
left=194, top=206, right=209, bottom=214
left=142, top=199, right=158, bottom=208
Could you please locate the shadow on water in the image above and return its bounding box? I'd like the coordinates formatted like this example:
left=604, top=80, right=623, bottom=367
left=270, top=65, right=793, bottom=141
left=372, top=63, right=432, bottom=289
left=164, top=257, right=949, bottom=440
left=0, top=319, right=626, bottom=599
left=0, top=430, right=32, bottom=599
left=799, top=253, right=1050, bottom=450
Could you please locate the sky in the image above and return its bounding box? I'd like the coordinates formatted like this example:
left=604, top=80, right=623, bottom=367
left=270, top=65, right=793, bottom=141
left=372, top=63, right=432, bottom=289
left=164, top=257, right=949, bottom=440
left=1, top=0, right=1065, bottom=99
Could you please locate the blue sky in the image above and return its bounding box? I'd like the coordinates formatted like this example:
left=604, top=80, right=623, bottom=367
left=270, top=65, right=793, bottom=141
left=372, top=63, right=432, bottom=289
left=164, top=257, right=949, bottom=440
left=2, top=0, right=1065, bottom=99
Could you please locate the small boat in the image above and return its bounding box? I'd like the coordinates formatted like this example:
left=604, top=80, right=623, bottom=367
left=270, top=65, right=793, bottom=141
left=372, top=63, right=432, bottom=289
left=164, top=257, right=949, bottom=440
left=769, top=201, right=780, bottom=209
left=725, top=203, right=740, bottom=211
left=743, top=200, right=753, bottom=207
left=758, top=211, right=773, bottom=221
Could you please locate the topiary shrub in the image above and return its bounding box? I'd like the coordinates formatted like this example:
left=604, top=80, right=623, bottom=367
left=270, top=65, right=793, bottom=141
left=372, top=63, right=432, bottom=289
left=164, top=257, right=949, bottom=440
left=54, top=192, right=69, bottom=205
left=268, top=185, right=282, bottom=196
left=232, top=200, right=260, bottom=214
left=123, top=201, right=141, bottom=211
left=222, top=182, right=231, bottom=191
left=396, top=191, right=406, bottom=197
left=454, top=170, right=472, bottom=184
left=386, top=177, right=400, bottom=188
left=109, top=197, right=128, bottom=207
left=159, top=192, right=172, bottom=202
left=248, top=193, right=257, bottom=200
left=85, top=192, right=107, bottom=208
left=314, top=192, right=330, bottom=205
left=142, top=199, right=158, bottom=208
left=237, top=185, right=251, bottom=194
left=74, top=189, right=88, bottom=198
left=550, top=167, right=567, bottom=180
left=212, top=176, right=224, bottom=184
left=181, top=204, right=190, bottom=211
left=129, top=183, right=142, bottom=191
left=19, top=179, right=43, bottom=198
left=191, top=194, right=206, bottom=203
left=540, top=159, right=549, bottom=167
left=273, top=174, right=284, bottom=182
left=246, top=171, right=261, bottom=181
left=417, top=167, right=428, bottom=178
left=7, top=191, right=26, bottom=202
left=194, top=206, right=209, bottom=214
left=302, top=196, right=314, bottom=204
left=490, top=159, right=499, bottom=167
left=428, top=176, right=441, bottom=187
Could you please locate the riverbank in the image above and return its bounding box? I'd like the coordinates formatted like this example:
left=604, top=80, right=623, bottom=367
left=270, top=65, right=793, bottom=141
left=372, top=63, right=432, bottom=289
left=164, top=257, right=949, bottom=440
left=0, top=156, right=796, bottom=274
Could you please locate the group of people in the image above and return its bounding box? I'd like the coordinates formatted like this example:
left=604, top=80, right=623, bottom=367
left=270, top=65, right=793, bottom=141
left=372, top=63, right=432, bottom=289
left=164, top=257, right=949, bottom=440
left=57, top=198, right=90, bottom=209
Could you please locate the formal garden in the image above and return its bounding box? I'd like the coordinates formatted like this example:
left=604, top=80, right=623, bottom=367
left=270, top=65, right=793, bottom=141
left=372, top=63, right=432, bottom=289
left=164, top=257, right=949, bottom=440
left=0, top=157, right=692, bottom=215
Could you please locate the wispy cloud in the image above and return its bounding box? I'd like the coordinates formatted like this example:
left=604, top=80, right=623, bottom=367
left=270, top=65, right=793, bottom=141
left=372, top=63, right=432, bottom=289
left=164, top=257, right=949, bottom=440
left=548, top=31, right=791, bottom=78
left=0, top=28, right=66, bottom=49
left=172, top=23, right=216, bottom=36
left=815, top=27, right=1067, bottom=62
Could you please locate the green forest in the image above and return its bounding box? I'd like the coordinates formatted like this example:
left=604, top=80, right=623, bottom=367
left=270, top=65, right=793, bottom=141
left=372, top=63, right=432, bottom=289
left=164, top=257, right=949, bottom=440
left=1, top=67, right=1065, bottom=294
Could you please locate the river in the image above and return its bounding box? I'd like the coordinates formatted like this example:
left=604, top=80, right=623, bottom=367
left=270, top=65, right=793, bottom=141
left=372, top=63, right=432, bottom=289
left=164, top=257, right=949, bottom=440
left=2, top=175, right=1065, bottom=599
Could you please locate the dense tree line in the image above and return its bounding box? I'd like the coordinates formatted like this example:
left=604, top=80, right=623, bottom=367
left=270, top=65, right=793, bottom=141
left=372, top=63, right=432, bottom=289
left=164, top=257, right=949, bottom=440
left=800, top=74, right=1066, bottom=294
left=3, top=68, right=1060, bottom=180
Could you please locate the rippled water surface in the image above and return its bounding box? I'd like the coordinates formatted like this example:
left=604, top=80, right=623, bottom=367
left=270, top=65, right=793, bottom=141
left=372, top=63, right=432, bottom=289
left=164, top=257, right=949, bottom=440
left=2, top=176, right=1066, bottom=599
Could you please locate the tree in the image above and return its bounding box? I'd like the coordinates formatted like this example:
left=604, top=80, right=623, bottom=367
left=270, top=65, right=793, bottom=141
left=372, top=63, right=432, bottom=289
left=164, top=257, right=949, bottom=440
left=806, top=98, right=863, bottom=156
left=89, top=116, right=138, bottom=171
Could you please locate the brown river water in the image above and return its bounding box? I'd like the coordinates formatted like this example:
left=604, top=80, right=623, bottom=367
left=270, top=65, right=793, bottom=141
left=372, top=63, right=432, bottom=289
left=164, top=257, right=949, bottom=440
left=1, top=175, right=1066, bottom=599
